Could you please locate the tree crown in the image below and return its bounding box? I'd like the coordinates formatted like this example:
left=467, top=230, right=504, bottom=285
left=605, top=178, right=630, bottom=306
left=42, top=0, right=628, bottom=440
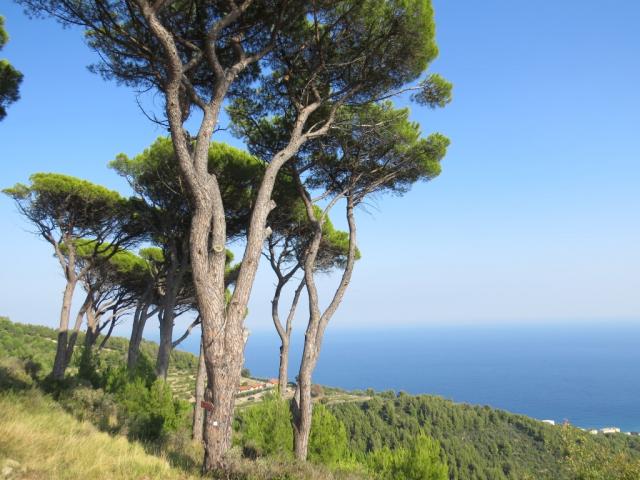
left=3, top=173, right=131, bottom=239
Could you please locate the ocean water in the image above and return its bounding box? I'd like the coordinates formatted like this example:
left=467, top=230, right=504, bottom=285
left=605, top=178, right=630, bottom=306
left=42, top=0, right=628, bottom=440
left=176, top=322, right=640, bottom=431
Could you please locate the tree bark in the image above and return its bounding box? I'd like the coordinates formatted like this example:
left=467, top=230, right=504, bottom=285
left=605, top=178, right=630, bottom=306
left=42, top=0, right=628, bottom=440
left=52, top=278, right=77, bottom=380
left=273, top=277, right=304, bottom=396
left=62, top=291, right=92, bottom=370
left=155, top=307, right=175, bottom=379
left=292, top=355, right=314, bottom=458
left=84, top=302, right=100, bottom=349
left=192, top=338, right=206, bottom=442
left=98, top=316, right=117, bottom=351
left=277, top=339, right=289, bottom=395
left=127, top=291, right=154, bottom=370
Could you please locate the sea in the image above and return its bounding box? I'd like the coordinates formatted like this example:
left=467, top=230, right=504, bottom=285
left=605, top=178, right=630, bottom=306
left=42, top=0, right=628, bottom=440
left=175, top=321, right=640, bottom=432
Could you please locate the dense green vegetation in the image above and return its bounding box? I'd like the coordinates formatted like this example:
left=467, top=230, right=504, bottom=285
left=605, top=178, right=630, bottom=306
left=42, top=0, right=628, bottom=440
left=329, top=394, right=640, bottom=480
left=0, top=316, right=197, bottom=382
left=2, top=316, right=640, bottom=480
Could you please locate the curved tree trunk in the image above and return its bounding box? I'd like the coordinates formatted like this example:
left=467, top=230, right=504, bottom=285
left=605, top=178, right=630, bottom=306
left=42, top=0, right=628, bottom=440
left=52, top=279, right=77, bottom=380
left=98, top=315, right=118, bottom=351
left=291, top=196, right=358, bottom=461
left=276, top=278, right=305, bottom=395
left=63, top=291, right=92, bottom=370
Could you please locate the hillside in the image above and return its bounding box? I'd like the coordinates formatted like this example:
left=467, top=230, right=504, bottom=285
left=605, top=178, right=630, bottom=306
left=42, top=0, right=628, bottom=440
left=0, top=392, right=196, bottom=480
left=0, top=316, right=198, bottom=399
left=330, top=394, right=640, bottom=479
left=2, top=316, right=640, bottom=480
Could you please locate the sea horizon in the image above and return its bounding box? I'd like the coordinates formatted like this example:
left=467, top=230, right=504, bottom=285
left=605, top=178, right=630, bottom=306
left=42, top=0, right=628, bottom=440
left=168, top=320, right=640, bottom=432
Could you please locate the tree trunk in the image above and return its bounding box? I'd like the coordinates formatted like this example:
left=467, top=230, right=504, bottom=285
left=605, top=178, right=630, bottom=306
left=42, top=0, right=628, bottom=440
left=98, top=316, right=117, bottom=351
left=192, top=339, right=206, bottom=442
left=52, top=279, right=77, bottom=380
left=275, top=278, right=304, bottom=396
left=292, top=353, right=315, bottom=459
left=127, top=298, right=151, bottom=370
left=63, top=291, right=91, bottom=370
left=155, top=307, right=175, bottom=379
left=278, top=339, right=289, bottom=395
left=84, top=305, right=100, bottom=349
left=202, top=332, right=243, bottom=471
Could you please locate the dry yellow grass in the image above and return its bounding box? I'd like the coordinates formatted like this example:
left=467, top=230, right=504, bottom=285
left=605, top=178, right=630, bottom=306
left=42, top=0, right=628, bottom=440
left=0, top=391, right=197, bottom=480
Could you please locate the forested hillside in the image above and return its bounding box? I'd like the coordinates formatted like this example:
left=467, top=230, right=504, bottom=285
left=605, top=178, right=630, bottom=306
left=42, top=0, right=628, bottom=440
left=331, top=394, right=639, bottom=479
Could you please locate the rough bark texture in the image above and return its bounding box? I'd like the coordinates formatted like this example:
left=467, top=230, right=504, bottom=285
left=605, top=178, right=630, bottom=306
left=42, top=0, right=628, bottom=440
left=192, top=339, right=206, bottom=442
left=277, top=340, right=290, bottom=395
left=292, top=196, right=358, bottom=460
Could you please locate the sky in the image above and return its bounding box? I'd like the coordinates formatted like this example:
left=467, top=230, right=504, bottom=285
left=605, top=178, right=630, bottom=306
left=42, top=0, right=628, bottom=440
left=0, top=0, right=639, bottom=335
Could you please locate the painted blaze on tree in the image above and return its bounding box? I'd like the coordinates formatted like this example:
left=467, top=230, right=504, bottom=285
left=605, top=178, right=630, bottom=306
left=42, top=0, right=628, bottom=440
left=17, top=0, right=450, bottom=470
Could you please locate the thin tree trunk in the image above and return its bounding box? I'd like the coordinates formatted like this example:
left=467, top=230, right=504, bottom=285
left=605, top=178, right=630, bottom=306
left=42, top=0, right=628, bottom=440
left=127, top=296, right=153, bottom=370
left=277, top=339, right=289, bottom=395
left=156, top=249, right=187, bottom=379
left=98, top=316, right=117, bottom=351
left=52, top=279, right=77, bottom=380
left=64, top=291, right=91, bottom=370
left=292, top=196, right=358, bottom=460
left=156, top=306, right=175, bottom=379
left=274, top=278, right=304, bottom=396
left=192, top=338, right=206, bottom=442
left=293, top=355, right=315, bottom=458
left=84, top=304, right=100, bottom=349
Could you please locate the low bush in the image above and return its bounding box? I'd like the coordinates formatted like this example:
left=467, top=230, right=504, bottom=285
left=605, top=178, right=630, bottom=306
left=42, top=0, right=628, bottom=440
left=235, top=394, right=294, bottom=458
left=0, top=357, right=35, bottom=391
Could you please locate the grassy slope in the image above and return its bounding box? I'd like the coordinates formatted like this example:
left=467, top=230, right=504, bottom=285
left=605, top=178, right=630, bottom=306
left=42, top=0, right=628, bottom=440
left=0, top=392, right=195, bottom=480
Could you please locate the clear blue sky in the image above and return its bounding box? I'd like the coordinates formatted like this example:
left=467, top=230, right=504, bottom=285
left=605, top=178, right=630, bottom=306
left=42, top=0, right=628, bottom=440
left=1, top=1, right=639, bottom=333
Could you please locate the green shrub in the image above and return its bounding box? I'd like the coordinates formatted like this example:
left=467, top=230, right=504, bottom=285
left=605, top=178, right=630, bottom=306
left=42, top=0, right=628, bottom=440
left=236, top=394, right=294, bottom=458
left=308, top=404, right=352, bottom=467
left=235, top=395, right=354, bottom=468
left=115, top=377, right=187, bottom=441
left=58, top=385, right=120, bottom=432
left=0, top=357, right=35, bottom=391
left=367, top=433, right=448, bottom=480
left=77, top=347, right=103, bottom=387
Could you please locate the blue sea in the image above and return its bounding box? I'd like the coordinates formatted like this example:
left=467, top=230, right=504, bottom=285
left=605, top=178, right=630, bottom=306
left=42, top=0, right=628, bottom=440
left=176, top=322, right=640, bottom=432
